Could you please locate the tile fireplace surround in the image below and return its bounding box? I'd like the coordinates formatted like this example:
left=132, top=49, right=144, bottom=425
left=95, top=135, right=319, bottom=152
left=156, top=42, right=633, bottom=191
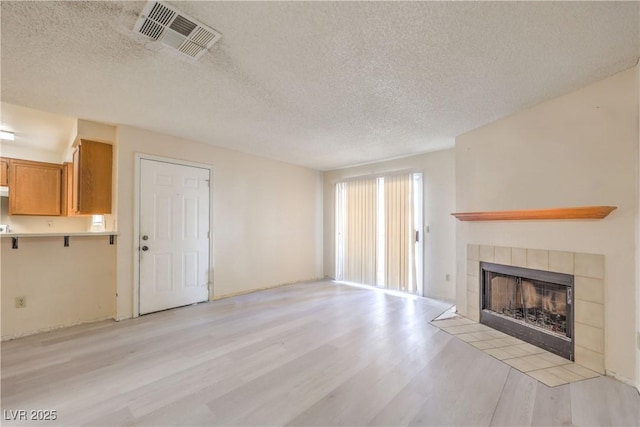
left=466, top=244, right=605, bottom=374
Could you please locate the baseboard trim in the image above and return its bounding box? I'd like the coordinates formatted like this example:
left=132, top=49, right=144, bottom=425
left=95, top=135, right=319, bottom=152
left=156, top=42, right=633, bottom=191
left=1, top=316, right=116, bottom=342
left=605, top=369, right=637, bottom=388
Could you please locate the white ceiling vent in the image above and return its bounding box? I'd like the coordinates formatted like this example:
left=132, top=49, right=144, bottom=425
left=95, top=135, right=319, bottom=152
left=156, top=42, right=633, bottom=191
left=134, top=1, right=221, bottom=59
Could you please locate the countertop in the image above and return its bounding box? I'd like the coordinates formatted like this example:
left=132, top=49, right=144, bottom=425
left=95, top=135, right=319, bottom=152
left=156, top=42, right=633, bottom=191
left=0, top=231, right=119, bottom=238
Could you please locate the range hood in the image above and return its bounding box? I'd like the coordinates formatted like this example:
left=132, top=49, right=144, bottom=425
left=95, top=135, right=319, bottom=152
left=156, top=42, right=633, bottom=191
left=0, top=186, right=8, bottom=197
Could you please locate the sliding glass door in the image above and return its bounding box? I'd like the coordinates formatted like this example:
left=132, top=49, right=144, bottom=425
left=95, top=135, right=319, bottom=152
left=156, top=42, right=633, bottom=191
left=335, top=172, right=423, bottom=295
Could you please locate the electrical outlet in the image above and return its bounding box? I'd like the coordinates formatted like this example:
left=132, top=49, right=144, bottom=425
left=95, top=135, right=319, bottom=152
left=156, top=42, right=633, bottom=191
left=15, top=296, right=26, bottom=308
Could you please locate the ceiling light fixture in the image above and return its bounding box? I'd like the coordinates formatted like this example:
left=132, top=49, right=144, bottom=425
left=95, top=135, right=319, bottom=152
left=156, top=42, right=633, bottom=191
left=0, top=131, right=15, bottom=141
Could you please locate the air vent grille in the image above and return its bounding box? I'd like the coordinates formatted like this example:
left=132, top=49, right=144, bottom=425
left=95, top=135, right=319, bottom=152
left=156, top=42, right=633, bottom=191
left=133, top=1, right=221, bottom=60
left=190, top=27, right=216, bottom=46
left=148, top=2, right=174, bottom=25
left=179, top=40, right=202, bottom=57
left=139, top=19, right=164, bottom=40
left=170, top=15, right=197, bottom=36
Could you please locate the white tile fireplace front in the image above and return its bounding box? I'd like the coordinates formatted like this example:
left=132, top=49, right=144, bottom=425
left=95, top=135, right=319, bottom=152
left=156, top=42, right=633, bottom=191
left=465, top=244, right=605, bottom=374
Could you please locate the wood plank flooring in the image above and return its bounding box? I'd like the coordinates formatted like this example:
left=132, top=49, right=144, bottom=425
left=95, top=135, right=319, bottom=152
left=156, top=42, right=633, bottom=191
left=2, top=280, right=639, bottom=426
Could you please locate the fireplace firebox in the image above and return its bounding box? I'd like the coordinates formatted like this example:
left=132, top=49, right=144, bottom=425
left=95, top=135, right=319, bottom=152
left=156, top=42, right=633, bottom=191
left=480, top=262, right=574, bottom=360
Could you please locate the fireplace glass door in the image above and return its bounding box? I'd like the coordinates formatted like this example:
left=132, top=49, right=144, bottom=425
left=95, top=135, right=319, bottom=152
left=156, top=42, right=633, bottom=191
left=480, top=262, right=574, bottom=360
left=486, top=273, right=569, bottom=337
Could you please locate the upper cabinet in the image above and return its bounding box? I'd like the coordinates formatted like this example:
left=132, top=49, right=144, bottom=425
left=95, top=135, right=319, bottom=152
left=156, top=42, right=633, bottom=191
left=8, top=159, right=64, bottom=215
left=0, top=158, right=8, bottom=186
left=0, top=139, right=113, bottom=216
left=71, top=139, right=113, bottom=215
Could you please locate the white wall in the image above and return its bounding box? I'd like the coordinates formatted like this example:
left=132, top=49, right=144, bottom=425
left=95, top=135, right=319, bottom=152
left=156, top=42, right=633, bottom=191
left=1, top=235, right=116, bottom=339
left=455, top=67, right=638, bottom=383
left=323, top=149, right=457, bottom=301
left=115, top=125, right=323, bottom=319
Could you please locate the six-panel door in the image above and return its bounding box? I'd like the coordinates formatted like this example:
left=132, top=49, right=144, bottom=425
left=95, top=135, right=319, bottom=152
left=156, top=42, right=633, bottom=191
left=139, top=159, right=210, bottom=314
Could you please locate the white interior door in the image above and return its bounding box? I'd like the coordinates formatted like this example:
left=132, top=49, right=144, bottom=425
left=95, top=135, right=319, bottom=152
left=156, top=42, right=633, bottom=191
left=139, top=159, right=210, bottom=315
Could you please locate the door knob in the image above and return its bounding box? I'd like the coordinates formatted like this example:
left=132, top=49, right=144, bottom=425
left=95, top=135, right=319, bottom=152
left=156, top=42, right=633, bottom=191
left=142, top=246, right=149, bottom=251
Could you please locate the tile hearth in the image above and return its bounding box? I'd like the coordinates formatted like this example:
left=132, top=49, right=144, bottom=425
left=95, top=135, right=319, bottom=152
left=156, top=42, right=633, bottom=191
left=465, top=244, right=606, bottom=374
left=431, top=315, right=601, bottom=387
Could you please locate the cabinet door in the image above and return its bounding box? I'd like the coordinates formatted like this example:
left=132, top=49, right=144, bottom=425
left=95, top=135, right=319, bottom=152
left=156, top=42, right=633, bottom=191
left=0, top=158, right=9, bottom=186
left=62, top=162, right=77, bottom=216
left=72, top=148, right=80, bottom=213
left=74, top=140, right=112, bottom=214
left=9, top=159, right=63, bottom=215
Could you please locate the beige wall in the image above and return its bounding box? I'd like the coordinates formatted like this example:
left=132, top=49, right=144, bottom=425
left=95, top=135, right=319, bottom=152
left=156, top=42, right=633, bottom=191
left=0, top=146, right=62, bottom=164
left=1, top=235, right=116, bottom=339
left=0, top=119, right=119, bottom=340
left=0, top=199, right=92, bottom=233
left=323, top=149, right=456, bottom=301
left=455, top=67, right=638, bottom=383
left=115, top=125, right=323, bottom=319
left=637, top=62, right=640, bottom=391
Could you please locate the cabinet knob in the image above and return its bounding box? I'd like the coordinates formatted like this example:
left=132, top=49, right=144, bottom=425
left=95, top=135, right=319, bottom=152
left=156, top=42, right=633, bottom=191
left=142, top=235, right=149, bottom=240
left=141, top=246, right=149, bottom=251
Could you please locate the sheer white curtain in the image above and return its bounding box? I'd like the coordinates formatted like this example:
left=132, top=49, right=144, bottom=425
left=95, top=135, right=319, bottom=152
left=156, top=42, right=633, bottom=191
left=384, top=173, right=416, bottom=293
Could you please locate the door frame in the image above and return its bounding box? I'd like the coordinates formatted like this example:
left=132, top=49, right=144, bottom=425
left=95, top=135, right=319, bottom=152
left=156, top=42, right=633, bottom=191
left=133, top=153, right=215, bottom=318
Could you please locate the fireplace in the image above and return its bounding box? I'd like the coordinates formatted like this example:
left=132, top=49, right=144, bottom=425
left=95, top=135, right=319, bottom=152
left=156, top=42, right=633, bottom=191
left=466, top=245, right=605, bottom=373
left=480, top=262, right=574, bottom=360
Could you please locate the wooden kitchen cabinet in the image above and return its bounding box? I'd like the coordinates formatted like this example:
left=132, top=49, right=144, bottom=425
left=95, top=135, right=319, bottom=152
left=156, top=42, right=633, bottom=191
left=9, top=159, right=64, bottom=215
left=72, top=139, right=112, bottom=215
left=2, top=139, right=113, bottom=216
left=62, top=162, right=76, bottom=216
left=0, top=158, right=9, bottom=186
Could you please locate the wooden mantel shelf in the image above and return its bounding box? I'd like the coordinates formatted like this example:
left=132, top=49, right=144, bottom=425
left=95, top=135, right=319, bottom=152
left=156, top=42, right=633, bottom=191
left=451, top=206, right=617, bottom=221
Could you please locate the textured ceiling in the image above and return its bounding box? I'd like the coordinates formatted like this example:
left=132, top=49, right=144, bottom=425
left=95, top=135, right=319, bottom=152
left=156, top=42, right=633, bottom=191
left=1, top=1, right=638, bottom=171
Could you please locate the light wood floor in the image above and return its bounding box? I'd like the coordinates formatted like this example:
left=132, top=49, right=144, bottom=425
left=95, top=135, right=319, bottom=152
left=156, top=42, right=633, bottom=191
left=2, top=280, right=639, bottom=426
